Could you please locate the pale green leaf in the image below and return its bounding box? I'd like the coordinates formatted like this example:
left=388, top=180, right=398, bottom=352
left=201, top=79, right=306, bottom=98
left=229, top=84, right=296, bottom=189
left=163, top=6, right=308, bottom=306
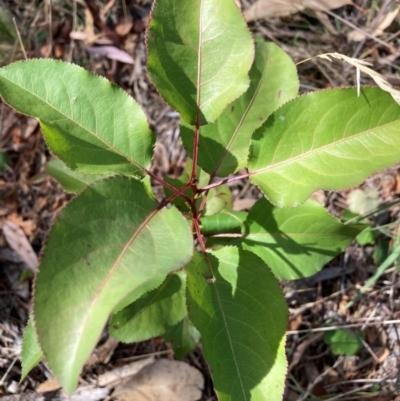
left=164, top=317, right=201, bottom=360
left=20, top=317, right=43, bottom=382
left=147, top=0, right=254, bottom=125
left=181, top=38, right=299, bottom=176
left=34, top=176, right=193, bottom=394
left=187, top=248, right=287, bottom=401
left=109, top=272, right=187, bottom=342
left=46, top=158, right=111, bottom=194
left=204, top=184, right=232, bottom=216
left=0, top=59, right=154, bottom=176
left=248, top=88, right=400, bottom=207
left=112, top=276, right=166, bottom=314
left=242, top=198, right=363, bottom=280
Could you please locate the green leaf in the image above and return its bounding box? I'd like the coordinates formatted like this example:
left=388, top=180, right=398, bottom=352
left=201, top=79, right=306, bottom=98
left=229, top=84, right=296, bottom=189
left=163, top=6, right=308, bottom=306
left=109, top=272, right=187, bottom=342
left=147, top=0, right=254, bottom=125
left=20, top=317, right=43, bottom=382
left=248, top=88, right=400, bottom=207
left=164, top=317, right=201, bottom=360
left=323, top=329, right=364, bottom=356
left=204, top=184, right=232, bottom=216
left=0, top=151, right=8, bottom=171
left=0, top=59, right=154, bottom=177
left=242, top=198, right=364, bottom=280
left=200, top=210, right=247, bottom=236
left=34, top=176, right=193, bottom=394
left=181, top=38, right=299, bottom=176
left=112, top=276, right=166, bottom=314
left=187, top=247, right=287, bottom=401
left=46, top=158, right=111, bottom=194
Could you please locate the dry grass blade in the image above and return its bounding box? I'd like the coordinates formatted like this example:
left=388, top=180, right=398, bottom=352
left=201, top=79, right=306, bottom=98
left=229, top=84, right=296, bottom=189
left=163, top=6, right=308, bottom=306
left=299, top=52, right=400, bottom=105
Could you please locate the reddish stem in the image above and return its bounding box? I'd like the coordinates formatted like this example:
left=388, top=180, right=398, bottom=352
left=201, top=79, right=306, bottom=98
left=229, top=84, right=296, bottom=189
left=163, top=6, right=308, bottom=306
left=198, top=171, right=251, bottom=192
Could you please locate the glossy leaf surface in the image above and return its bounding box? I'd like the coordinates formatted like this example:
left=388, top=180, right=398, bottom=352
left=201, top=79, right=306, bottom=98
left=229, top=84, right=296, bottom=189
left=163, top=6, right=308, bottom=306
left=248, top=88, right=400, bottom=207
left=46, top=158, right=110, bottom=194
left=187, top=248, right=287, bottom=401
left=147, top=0, right=253, bottom=125
left=34, top=177, right=193, bottom=393
left=109, top=272, right=187, bottom=342
left=0, top=59, right=154, bottom=176
left=21, top=317, right=43, bottom=381
left=242, top=198, right=363, bottom=280
left=181, top=38, right=299, bottom=176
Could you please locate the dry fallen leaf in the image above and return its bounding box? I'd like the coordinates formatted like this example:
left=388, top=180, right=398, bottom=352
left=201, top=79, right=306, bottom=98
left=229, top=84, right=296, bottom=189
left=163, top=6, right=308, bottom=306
left=98, top=357, right=155, bottom=387
left=36, top=376, right=61, bottom=393
left=86, top=46, right=134, bottom=64
left=113, top=359, right=204, bottom=401
left=244, top=0, right=352, bottom=21
left=347, top=188, right=380, bottom=216
left=2, top=221, right=38, bottom=272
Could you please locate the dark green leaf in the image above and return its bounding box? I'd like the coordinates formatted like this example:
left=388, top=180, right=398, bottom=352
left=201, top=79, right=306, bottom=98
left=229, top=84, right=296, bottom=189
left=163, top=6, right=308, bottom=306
left=323, top=329, right=364, bottom=356
left=164, top=317, right=201, bottom=360
left=187, top=247, right=287, bottom=401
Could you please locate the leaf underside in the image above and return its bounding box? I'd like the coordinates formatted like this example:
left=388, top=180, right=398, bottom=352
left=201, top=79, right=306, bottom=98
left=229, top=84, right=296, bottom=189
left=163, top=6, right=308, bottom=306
left=109, top=272, right=187, bottom=343
left=34, top=176, right=193, bottom=393
left=187, top=247, right=287, bottom=401
left=248, top=87, right=400, bottom=207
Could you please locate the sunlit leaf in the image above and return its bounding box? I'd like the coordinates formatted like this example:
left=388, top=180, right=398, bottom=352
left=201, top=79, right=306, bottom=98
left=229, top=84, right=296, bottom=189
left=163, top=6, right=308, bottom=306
left=34, top=177, right=193, bottom=393
left=248, top=88, right=400, bottom=207
left=0, top=59, right=154, bottom=176
left=147, top=0, right=254, bottom=125
left=181, top=38, right=299, bottom=176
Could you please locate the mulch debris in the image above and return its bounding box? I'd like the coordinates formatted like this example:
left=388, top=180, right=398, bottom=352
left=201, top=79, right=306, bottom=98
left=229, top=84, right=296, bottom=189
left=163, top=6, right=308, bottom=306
left=1, top=1, right=400, bottom=400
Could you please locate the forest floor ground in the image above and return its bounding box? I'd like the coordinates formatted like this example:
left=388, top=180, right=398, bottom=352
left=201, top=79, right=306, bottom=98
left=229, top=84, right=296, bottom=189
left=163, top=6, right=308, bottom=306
left=1, top=0, right=400, bottom=400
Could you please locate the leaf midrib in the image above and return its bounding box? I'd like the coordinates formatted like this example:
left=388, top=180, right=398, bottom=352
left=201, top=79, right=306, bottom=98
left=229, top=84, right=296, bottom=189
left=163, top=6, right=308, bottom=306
left=69, top=207, right=162, bottom=377
left=251, top=120, right=398, bottom=175
left=1, top=75, right=145, bottom=172
left=208, top=254, right=247, bottom=401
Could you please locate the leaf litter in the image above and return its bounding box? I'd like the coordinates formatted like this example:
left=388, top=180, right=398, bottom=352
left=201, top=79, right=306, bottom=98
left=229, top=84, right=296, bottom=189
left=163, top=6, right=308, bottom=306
left=1, top=0, right=400, bottom=400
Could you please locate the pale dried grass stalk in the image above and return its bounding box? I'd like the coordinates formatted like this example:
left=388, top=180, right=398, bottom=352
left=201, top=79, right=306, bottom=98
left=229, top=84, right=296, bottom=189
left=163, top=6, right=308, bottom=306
left=298, top=52, right=400, bottom=105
